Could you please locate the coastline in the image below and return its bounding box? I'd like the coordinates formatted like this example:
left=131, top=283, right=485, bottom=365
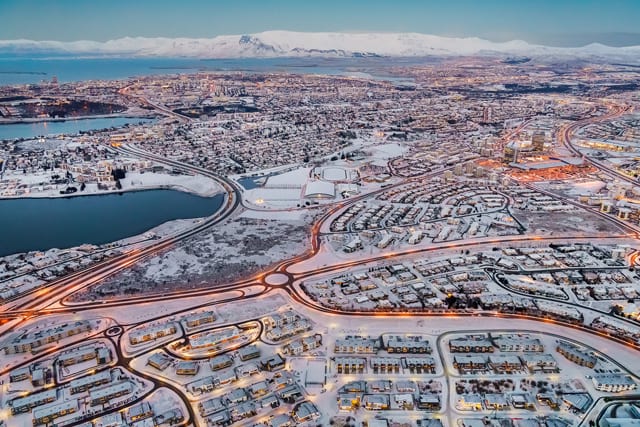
left=0, top=184, right=223, bottom=201
left=0, top=171, right=225, bottom=200
left=0, top=112, right=155, bottom=126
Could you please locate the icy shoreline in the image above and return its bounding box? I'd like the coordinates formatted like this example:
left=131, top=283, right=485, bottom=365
left=0, top=170, right=224, bottom=200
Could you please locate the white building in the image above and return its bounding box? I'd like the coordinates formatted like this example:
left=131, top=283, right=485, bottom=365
left=591, top=374, right=637, bottom=392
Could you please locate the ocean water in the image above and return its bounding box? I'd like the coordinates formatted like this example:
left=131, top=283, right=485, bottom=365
left=0, top=56, right=419, bottom=85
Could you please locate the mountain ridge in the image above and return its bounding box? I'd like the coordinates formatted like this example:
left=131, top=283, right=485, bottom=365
left=1, top=31, right=639, bottom=59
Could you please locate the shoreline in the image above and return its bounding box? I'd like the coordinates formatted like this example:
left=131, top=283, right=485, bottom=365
left=0, top=113, right=155, bottom=126
left=0, top=169, right=225, bottom=200
left=0, top=183, right=224, bottom=201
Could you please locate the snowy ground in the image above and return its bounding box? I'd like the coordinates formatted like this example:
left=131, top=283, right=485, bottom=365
left=0, top=169, right=221, bottom=199
left=511, top=208, right=625, bottom=235
left=238, top=209, right=309, bottom=222
left=264, top=166, right=311, bottom=186
left=71, top=213, right=314, bottom=300
left=366, top=142, right=409, bottom=166
left=561, top=179, right=607, bottom=196
left=119, top=171, right=222, bottom=197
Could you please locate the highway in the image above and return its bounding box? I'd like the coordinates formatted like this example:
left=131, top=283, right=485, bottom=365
left=118, top=85, right=193, bottom=122
left=558, top=103, right=635, bottom=185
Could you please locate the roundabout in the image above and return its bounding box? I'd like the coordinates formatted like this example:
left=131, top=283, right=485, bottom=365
left=263, top=272, right=291, bottom=286
left=106, top=325, right=123, bottom=337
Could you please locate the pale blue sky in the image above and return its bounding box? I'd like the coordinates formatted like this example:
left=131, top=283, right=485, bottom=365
left=2, top=0, right=640, bottom=46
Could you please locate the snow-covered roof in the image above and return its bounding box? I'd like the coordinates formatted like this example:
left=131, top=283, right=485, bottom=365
left=304, top=180, right=335, bottom=199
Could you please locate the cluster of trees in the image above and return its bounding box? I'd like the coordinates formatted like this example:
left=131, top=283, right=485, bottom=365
left=111, top=168, right=126, bottom=189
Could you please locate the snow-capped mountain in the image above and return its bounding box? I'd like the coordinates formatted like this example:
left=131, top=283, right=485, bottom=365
left=1, top=31, right=639, bottom=59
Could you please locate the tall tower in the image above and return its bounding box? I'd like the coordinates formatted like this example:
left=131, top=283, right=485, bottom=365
left=482, top=106, right=492, bottom=123
left=503, top=141, right=520, bottom=164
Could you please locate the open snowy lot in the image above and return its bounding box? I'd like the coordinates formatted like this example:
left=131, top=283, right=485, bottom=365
left=511, top=209, right=626, bottom=235
left=72, top=214, right=313, bottom=300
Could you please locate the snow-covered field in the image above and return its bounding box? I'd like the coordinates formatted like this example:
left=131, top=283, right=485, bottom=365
left=0, top=169, right=221, bottom=199
left=265, top=167, right=311, bottom=186
left=72, top=214, right=313, bottom=300
left=119, top=171, right=222, bottom=197
left=562, top=179, right=607, bottom=196
left=511, top=208, right=626, bottom=235
left=366, top=142, right=409, bottom=166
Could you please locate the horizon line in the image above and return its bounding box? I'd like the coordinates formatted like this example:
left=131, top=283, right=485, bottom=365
left=2, top=30, right=640, bottom=50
